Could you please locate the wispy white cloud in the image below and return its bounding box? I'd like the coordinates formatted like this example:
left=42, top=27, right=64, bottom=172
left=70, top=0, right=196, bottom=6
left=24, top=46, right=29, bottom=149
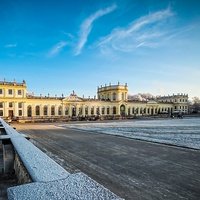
left=96, top=8, right=174, bottom=54
left=74, top=4, right=117, bottom=56
left=48, top=41, right=68, bottom=57
left=5, top=43, right=17, bottom=48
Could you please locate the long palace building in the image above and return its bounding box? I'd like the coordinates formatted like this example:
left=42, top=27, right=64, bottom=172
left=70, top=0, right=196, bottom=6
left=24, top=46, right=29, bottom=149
left=0, top=80, right=188, bottom=122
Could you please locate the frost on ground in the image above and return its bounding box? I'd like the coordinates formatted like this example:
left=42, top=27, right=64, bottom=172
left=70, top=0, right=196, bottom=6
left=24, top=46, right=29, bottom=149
left=60, top=118, right=200, bottom=150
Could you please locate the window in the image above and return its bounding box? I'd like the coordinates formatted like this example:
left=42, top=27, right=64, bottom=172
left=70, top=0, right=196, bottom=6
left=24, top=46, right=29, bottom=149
left=132, top=107, right=135, bottom=114
left=0, top=89, right=2, bottom=94
left=36, top=106, right=40, bottom=116
left=18, top=110, right=22, bottom=116
left=51, top=106, right=55, bottom=115
left=0, top=102, right=3, bottom=108
left=113, top=93, right=116, bottom=101
left=0, top=110, right=3, bottom=116
left=27, top=106, right=32, bottom=117
left=18, top=90, right=22, bottom=95
left=18, top=102, right=22, bottom=108
left=8, top=89, right=13, bottom=95
left=113, top=106, right=116, bottom=115
left=58, top=106, right=62, bottom=115
left=91, top=107, right=94, bottom=115
left=9, top=102, right=13, bottom=108
left=107, top=107, right=110, bottom=115
left=102, top=107, right=105, bottom=115
left=43, top=106, right=48, bottom=115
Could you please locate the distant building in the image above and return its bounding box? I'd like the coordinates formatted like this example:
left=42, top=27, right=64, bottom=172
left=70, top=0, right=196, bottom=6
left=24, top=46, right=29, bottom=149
left=0, top=80, right=189, bottom=122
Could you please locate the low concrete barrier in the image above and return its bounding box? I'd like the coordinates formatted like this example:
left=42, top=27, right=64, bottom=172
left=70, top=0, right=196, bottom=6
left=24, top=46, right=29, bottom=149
left=0, top=118, right=123, bottom=200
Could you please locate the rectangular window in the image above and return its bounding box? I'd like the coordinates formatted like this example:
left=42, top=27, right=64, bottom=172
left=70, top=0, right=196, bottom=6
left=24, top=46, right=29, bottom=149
left=0, top=102, right=3, bottom=108
left=9, top=102, right=13, bottom=108
left=8, top=89, right=13, bottom=95
left=18, top=110, right=22, bottom=116
left=0, top=110, right=3, bottom=116
left=18, top=90, right=22, bottom=95
left=0, top=89, right=2, bottom=94
left=18, top=102, right=22, bottom=108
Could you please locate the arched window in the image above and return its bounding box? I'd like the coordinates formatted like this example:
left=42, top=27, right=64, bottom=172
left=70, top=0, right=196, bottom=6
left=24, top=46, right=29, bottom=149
left=91, top=107, right=94, bottom=115
left=140, top=108, right=143, bottom=114
left=132, top=107, right=135, bottom=114
left=27, top=105, right=32, bottom=117
left=58, top=106, right=62, bottom=115
left=51, top=106, right=55, bottom=115
left=113, top=106, right=116, bottom=115
left=102, top=107, right=105, bottom=115
left=35, top=106, right=40, bottom=116
left=107, top=107, right=110, bottom=115
left=113, top=93, right=116, bottom=101
left=43, top=106, right=48, bottom=115
left=144, top=108, right=146, bottom=114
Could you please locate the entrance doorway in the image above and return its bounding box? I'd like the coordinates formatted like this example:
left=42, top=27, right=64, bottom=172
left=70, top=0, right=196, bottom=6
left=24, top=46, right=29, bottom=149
left=8, top=110, right=14, bottom=118
left=120, top=105, right=126, bottom=117
left=72, top=106, right=76, bottom=116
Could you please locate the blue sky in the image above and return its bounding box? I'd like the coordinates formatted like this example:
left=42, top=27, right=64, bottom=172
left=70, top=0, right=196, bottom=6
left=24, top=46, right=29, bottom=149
left=0, top=0, right=200, bottom=98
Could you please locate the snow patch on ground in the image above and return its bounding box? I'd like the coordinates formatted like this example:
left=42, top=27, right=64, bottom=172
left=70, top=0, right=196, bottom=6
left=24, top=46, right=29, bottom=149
left=59, top=118, right=200, bottom=150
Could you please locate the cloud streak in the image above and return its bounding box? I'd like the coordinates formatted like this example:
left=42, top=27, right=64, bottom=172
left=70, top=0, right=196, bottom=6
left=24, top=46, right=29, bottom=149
left=96, top=8, right=174, bottom=54
left=5, top=43, right=17, bottom=48
left=48, top=41, right=68, bottom=57
left=74, top=4, right=117, bottom=55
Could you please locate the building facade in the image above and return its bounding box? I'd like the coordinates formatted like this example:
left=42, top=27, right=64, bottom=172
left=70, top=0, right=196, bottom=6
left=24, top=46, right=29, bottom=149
left=0, top=80, right=189, bottom=122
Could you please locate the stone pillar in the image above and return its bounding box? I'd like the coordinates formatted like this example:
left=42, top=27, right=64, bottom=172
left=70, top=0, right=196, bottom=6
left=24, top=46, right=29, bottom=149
left=48, top=105, right=51, bottom=116
left=88, top=106, right=91, bottom=116
left=4, top=102, right=8, bottom=117
left=55, top=105, right=58, bottom=116
left=40, top=104, right=43, bottom=117
left=23, top=102, right=27, bottom=117
left=69, top=105, right=72, bottom=117
left=76, top=105, right=79, bottom=116
left=32, top=104, right=35, bottom=117
left=14, top=102, right=18, bottom=117
left=61, top=104, right=65, bottom=116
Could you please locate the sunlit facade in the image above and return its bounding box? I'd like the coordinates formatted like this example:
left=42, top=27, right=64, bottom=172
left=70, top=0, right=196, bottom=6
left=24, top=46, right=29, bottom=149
left=0, top=80, right=189, bottom=122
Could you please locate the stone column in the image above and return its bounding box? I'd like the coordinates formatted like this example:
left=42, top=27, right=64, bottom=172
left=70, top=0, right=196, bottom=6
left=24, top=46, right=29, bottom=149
left=32, top=104, right=35, bottom=117
left=69, top=105, right=72, bottom=117
left=88, top=106, right=91, bottom=116
left=48, top=105, right=51, bottom=116
left=4, top=102, right=8, bottom=117
left=14, top=102, right=18, bottom=117
left=23, top=102, right=27, bottom=117
left=76, top=105, right=79, bottom=116
left=40, top=104, right=43, bottom=117
left=55, top=105, right=58, bottom=116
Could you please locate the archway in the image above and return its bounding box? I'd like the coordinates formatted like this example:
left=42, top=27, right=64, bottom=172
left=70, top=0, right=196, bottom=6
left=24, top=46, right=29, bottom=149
left=72, top=106, right=76, bottom=116
left=120, top=105, right=126, bottom=117
left=27, top=106, right=32, bottom=117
